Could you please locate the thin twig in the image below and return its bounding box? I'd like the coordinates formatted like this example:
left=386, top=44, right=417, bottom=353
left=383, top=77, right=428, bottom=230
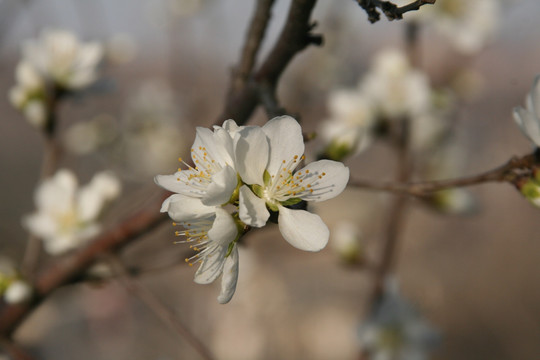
left=107, top=255, right=216, bottom=360
left=356, top=0, right=436, bottom=23
left=349, top=153, right=538, bottom=196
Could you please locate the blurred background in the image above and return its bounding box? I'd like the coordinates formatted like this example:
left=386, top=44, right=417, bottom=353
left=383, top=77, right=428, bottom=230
left=1, top=0, right=540, bottom=359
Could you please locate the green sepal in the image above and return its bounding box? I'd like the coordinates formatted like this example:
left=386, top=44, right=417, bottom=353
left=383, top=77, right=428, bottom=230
left=280, top=197, right=302, bottom=206
left=251, top=184, right=264, bottom=198
left=266, top=201, right=279, bottom=212
left=521, top=180, right=540, bottom=199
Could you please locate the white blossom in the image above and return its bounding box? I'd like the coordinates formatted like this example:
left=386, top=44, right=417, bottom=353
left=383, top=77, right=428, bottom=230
left=513, top=75, right=540, bottom=147
left=360, top=49, right=431, bottom=119
left=359, top=279, right=439, bottom=360
left=22, top=29, right=104, bottom=90
left=155, top=119, right=240, bottom=208
left=320, top=90, right=375, bottom=160
left=24, top=169, right=121, bottom=255
left=169, top=207, right=240, bottom=304
left=422, top=0, right=500, bottom=54
left=236, top=116, right=349, bottom=251
left=9, top=61, right=47, bottom=128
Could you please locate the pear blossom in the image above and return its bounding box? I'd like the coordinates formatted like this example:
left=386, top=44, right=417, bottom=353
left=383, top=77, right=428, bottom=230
left=513, top=75, right=540, bottom=147
left=155, top=119, right=240, bottom=208
left=22, top=29, right=104, bottom=90
left=359, top=279, right=439, bottom=360
left=404, top=0, right=500, bottom=54
left=319, top=90, right=376, bottom=160
left=236, top=116, right=349, bottom=251
left=24, top=169, right=121, bottom=255
left=360, top=49, right=431, bottom=120
left=330, top=221, right=364, bottom=264
left=8, top=61, right=47, bottom=128
left=166, top=207, right=240, bottom=304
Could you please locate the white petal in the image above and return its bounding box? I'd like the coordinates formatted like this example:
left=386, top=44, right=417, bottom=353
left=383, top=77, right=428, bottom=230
left=239, top=185, right=269, bottom=227
left=201, top=165, right=237, bottom=206
left=89, top=172, right=121, bottom=200
left=277, top=206, right=329, bottom=252
left=192, top=127, right=228, bottom=166
left=213, top=127, right=235, bottom=167
left=154, top=170, right=202, bottom=196
left=36, top=169, right=77, bottom=214
left=219, top=119, right=243, bottom=137
left=207, top=207, right=238, bottom=246
left=23, top=213, right=58, bottom=239
left=513, top=107, right=540, bottom=146
left=217, top=246, right=239, bottom=304
left=161, top=194, right=215, bottom=222
left=527, top=74, right=540, bottom=120
left=297, top=160, right=350, bottom=202
left=235, top=126, right=269, bottom=185
left=77, top=186, right=104, bottom=222
left=262, top=116, right=305, bottom=175
left=194, top=244, right=227, bottom=284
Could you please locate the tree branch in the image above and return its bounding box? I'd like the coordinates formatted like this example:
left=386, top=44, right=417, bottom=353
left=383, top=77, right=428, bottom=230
left=349, top=153, right=539, bottom=196
left=0, top=195, right=169, bottom=337
left=218, top=0, right=321, bottom=124
left=356, top=0, right=436, bottom=23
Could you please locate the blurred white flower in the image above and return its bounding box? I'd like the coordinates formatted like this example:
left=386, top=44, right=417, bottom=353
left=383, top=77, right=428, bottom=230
left=361, top=49, right=431, bottom=120
left=9, top=61, right=47, bottom=128
left=64, top=114, right=118, bottom=155
left=24, top=169, right=121, bottom=255
left=237, top=116, right=350, bottom=252
left=359, top=279, right=439, bottom=360
left=23, top=29, right=103, bottom=90
left=419, top=141, right=476, bottom=215
left=330, top=221, right=364, bottom=264
left=428, top=0, right=500, bottom=54
left=4, top=280, right=32, bottom=304
left=513, top=75, right=540, bottom=147
left=114, top=80, right=189, bottom=179
left=0, top=258, right=32, bottom=304
left=320, top=90, right=375, bottom=160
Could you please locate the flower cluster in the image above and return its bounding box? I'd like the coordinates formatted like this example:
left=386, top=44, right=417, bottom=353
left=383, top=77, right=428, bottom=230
left=24, top=169, right=121, bottom=255
left=156, top=116, right=349, bottom=303
left=320, top=48, right=449, bottom=161
left=9, top=29, right=103, bottom=128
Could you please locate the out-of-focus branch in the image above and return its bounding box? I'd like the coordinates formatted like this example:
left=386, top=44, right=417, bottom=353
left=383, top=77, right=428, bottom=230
left=356, top=0, right=436, bottom=23
left=0, top=195, right=168, bottom=338
left=349, top=153, right=539, bottom=196
left=218, top=0, right=321, bottom=124
left=21, top=87, right=64, bottom=280
left=369, top=118, right=412, bottom=307
left=107, top=255, right=216, bottom=360
left=231, top=0, right=275, bottom=93
left=0, top=337, right=35, bottom=360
